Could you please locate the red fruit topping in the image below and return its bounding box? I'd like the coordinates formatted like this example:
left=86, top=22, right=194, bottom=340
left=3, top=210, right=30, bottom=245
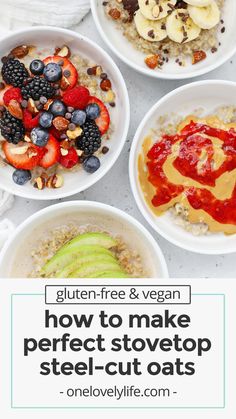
left=3, top=87, right=22, bottom=106
left=0, top=85, right=12, bottom=106
left=43, top=56, right=78, bottom=89
left=2, top=141, right=45, bottom=170
left=49, top=126, right=61, bottom=140
left=59, top=147, right=78, bottom=169
left=87, top=96, right=110, bottom=135
left=63, top=86, right=89, bottom=109
left=23, top=109, right=41, bottom=130
left=39, top=135, right=60, bottom=169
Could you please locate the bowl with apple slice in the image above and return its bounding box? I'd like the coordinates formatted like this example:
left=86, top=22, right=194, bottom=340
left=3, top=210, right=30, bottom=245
left=0, top=201, right=168, bottom=278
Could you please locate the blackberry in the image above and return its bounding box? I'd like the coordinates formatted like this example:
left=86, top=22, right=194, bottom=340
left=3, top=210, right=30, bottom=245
left=76, top=120, right=101, bottom=155
left=0, top=110, right=25, bottom=144
left=1, top=58, right=29, bottom=87
left=21, top=76, right=55, bottom=101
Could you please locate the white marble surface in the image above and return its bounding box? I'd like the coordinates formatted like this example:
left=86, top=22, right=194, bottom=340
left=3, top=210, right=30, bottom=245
left=4, top=12, right=236, bottom=278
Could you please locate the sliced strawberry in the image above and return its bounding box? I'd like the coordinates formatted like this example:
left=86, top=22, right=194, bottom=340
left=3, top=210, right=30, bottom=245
left=39, top=135, right=60, bottom=168
left=3, top=87, right=22, bottom=106
left=0, top=85, right=12, bottom=106
left=87, top=97, right=110, bottom=135
left=43, top=56, right=78, bottom=89
left=2, top=141, right=45, bottom=170
left=23, top=110, right=41, bottom=130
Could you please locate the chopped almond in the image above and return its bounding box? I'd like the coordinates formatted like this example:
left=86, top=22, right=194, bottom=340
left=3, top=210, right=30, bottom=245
left=100, top=79, right=112, bottom=91
left=8, top=99, right=23, bottom=119
left=145, top=54, right=159, bottom=70
left=108, top=8, right=121, bottom=20
left=192, top=50, right=207, bottom=65
left=10, top=45, right=29, bottom=59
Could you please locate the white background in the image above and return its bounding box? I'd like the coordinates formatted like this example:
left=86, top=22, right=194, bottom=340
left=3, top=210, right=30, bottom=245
left=1, top=278, right=235, bottom=418
left=4, top=12, right=236, bottom=279
left=12, top=288, right=224, bottom=408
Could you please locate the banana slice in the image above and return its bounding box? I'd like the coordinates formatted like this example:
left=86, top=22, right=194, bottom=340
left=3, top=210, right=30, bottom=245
left=166, top=9, right=201, bottom=43
left=138, top=0, right=177, bottom=21
left=188, top=1, right=220, bottom=30
left=134, top=10, right=167, bottom=42
left=184, top=0, right=212, bottom=6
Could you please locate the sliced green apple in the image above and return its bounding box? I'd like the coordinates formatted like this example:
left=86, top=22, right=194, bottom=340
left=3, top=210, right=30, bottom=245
left=61, top=232, right=116, bottom=252
left=41, top=244, right=113, bottom=277
left=68, top=260, right=123, bottom=278
left=93, top=271, right=129, bottom=278
left=56, top=252, right=117, bottom=278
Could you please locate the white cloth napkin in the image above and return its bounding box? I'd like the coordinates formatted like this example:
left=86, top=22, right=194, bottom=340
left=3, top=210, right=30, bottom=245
left=0, top=0, right=90, bottom=30
left=0, top=191, right=15, bottom=248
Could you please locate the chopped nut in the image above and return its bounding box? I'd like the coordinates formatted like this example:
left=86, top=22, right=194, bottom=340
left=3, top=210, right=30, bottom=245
left=60, top=148, right=69, bottom=156
left=8, top=99, right=23, bottom=119
left=28, top=98, right=39, bottom=114
left=53, top=116, right=69, bottom=131
left=44, top=99, right=53, bottom=111
left=47, top=174, right=64, bottom=189
left=192, top=50, right=207, bottom=65
left=104, top=89, right=115, bottom=103
left=10, top=45, right=29, bottom=59
left=24, top=134, right=31, bottom=143
left=76, top=149, right=83, bottom=156
left=60, top=139, right=70, bottom=149
left=67, top=126, right=83, bottom=140
left=34, top=176, right=46, bottom=190
left=108, top=8, right=121, bottom=19
left=55, top=45, right=71, bottom=58
left=100, top=78, right=112, bottom=91
left=145, top=54, right=159, bottom=69
left=95, top=66, right=102, bottom=76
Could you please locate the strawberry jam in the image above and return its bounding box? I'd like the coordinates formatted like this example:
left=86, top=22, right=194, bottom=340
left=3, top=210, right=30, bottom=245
left=146, top=121, right=236, bottom=227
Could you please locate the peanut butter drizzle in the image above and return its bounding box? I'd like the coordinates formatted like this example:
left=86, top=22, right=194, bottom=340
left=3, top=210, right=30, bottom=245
left=138, top=115, right=236, bottom=234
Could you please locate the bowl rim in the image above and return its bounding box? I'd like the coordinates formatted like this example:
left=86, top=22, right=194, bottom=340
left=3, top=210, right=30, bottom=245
left=0, top=200, right=169, bottom=278
left=90, top=0, right=236, bottom=80
left=0, top=26, right=130, bottom=200
left=129, top=79, right=236, bottom=255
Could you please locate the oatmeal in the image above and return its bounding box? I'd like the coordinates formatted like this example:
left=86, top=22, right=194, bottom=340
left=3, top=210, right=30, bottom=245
left=30, top=224, right=146, bottom=278
left=0, top=44, right=115, bottom=190
left=104, top=0, right=224, bottom=69
left=138, top=107, right=236, bottom=235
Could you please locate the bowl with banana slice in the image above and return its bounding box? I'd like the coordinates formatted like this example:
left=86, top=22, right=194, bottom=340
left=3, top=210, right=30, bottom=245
left=91, top=0, right=236, bottom=79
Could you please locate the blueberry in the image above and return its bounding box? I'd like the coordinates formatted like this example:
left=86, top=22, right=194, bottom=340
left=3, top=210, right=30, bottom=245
left=71, top=110, right=86, bottom=126
left=49, top=99, right=66, bottom=116
left=12, top=169, right=31, bottom=185
left=30, top=59, right=45, bottom=75
left=85, top=103, right=100, bottom=120
left=39, top=111, right=53, bottom=128
left=31, top=127, right=49, bottom=147
left=83, top=156, right=100, bottom=173
left=43, top=63, right=62, bottom=82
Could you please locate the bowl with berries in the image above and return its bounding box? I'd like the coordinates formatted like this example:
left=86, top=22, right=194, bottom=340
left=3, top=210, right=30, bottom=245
left=0, top=27, right=130, bottom=199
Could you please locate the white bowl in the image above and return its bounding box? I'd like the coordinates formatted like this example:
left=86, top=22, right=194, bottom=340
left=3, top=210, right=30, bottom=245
left=0, top=200, right=168, bottom=278
left=129, top=80, right=236, bottom=254
left=0, top=27, right=130, bottom=200
left=91, top=0, right=236, bottom=80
